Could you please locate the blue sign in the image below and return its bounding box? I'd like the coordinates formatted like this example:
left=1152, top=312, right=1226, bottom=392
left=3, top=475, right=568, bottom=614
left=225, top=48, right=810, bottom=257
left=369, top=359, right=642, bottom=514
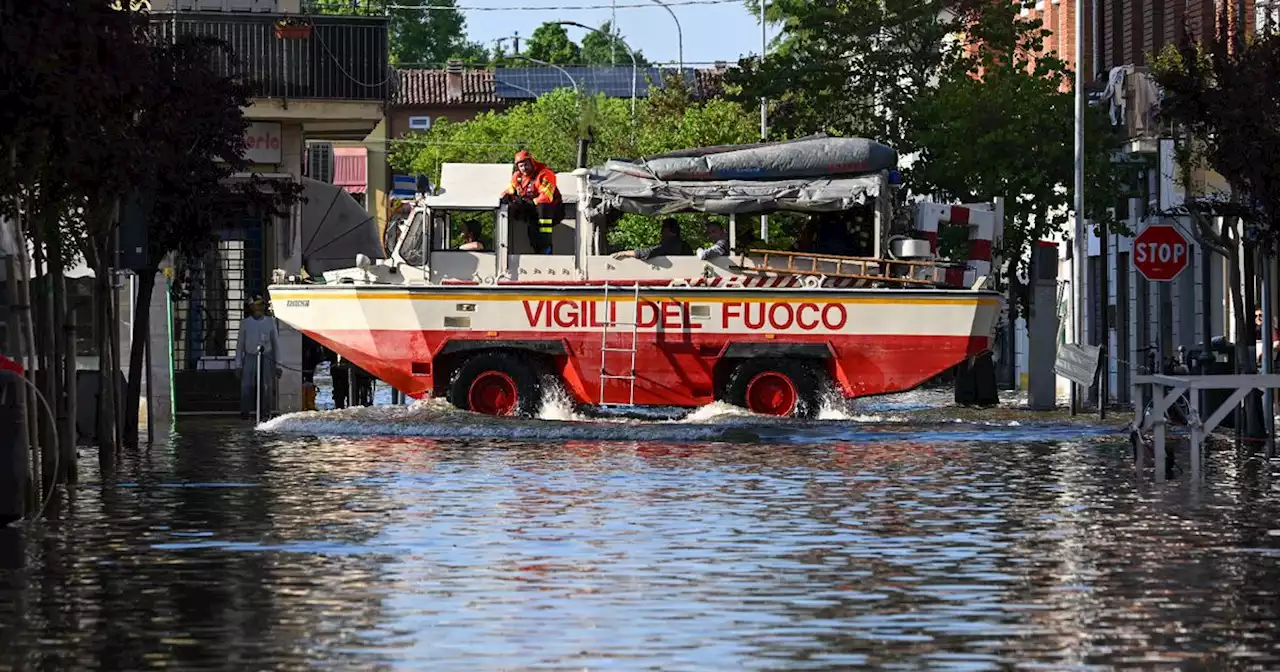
left=391, top=174, right=426, bottom=199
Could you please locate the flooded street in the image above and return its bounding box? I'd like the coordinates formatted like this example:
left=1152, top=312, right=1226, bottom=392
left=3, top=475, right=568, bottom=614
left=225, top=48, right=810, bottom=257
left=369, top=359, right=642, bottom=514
left=3, top=392, right=1280, bottom=670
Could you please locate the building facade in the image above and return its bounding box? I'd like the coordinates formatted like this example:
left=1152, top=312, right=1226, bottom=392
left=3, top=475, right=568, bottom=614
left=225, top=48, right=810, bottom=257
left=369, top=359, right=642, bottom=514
left=1029, top=1, right=1263, bottom=404
left=134, top=0, right=389, bottom=421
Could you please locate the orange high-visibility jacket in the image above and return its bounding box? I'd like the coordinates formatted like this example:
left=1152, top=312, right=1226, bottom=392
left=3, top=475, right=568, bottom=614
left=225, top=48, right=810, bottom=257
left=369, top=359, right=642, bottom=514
left=505, top=160, right=561, bottom=205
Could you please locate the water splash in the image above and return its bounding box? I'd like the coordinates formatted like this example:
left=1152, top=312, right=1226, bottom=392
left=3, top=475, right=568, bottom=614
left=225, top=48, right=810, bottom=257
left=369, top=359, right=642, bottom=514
left=537, top=376, right=590, bottom=422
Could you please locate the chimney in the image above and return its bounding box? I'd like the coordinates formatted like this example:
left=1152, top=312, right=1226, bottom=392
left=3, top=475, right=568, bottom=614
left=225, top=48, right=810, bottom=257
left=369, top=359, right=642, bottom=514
left=445, top=59, right=463, bottom=102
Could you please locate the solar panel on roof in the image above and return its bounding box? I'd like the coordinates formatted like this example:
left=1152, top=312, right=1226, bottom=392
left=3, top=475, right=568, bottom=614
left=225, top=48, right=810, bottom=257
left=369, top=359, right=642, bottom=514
left=492, top=67, right=701, bottom=100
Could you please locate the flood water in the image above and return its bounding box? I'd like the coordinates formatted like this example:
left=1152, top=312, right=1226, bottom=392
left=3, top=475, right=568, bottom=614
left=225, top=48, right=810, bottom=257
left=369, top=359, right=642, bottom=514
left=3, top=391, right=1280, bottom=670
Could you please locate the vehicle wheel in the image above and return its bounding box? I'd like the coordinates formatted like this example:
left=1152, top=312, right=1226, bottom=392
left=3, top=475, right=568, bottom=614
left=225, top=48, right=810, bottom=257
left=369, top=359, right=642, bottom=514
left=448, top=351, right=543, bottom=417
left=724, top=358, right=823, bottom=419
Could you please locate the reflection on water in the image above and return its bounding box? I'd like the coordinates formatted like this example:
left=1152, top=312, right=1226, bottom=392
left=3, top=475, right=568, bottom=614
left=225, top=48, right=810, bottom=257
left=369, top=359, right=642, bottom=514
left=3, top=407, right=1280, bottom=670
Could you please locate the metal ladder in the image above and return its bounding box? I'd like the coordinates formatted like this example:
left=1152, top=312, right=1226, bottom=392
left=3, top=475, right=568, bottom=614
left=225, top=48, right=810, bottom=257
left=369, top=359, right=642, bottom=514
left=598, top=282, right=641, bottom=407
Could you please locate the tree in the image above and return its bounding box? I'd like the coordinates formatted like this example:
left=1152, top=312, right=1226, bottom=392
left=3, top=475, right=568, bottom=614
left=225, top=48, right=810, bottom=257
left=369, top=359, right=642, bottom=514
left=1154, top=17, right=1280, bottom=428
left=390, top=84, right=758, bottom=250
left=581, top=21, right=648, bottom=66
left=525, top=23, right=582, bottom=65
left=906, top=1, right=1133, bottom=319
left=728, top=0, right=961, bottom=151
left=119, top=35, right=303, bottom=448
left=2, top=3, right=304, bottom=478
left=1, top=0, right=157, bottom=476
left=730, top=0, right=1133, bottom=320
left=314, top=0, right=486, bottom=65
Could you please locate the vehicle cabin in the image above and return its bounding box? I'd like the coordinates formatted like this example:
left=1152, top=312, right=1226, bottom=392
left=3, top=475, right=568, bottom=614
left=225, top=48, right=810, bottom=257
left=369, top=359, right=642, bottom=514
left=343, top=162, right=895, bottom=287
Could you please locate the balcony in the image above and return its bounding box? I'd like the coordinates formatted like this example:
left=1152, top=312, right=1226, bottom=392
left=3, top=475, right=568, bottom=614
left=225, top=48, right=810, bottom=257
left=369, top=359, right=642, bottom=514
left=151, top=11, right=389, bottom=102
left=1096, top=65, right=1164, bottom=154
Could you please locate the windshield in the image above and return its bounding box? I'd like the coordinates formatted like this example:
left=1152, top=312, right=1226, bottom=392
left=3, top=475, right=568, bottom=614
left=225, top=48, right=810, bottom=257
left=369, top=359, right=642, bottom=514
left=383, top=206, right=411, bottom=255
left=399, top=210, right=426, bottom=266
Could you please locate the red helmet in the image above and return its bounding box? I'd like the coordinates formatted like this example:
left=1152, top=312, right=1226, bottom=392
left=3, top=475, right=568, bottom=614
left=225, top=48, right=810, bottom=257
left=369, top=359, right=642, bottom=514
left=514, top=150, right=533, bottom=164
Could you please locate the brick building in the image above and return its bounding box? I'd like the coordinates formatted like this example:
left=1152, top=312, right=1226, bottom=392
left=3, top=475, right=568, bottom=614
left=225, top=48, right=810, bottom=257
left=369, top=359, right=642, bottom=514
left=1031, top=1, right=1267, bottom=405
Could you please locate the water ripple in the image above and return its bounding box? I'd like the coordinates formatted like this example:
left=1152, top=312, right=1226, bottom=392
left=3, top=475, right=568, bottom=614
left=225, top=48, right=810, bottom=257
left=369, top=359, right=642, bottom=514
left=1, top=414, right=1279, bottom=670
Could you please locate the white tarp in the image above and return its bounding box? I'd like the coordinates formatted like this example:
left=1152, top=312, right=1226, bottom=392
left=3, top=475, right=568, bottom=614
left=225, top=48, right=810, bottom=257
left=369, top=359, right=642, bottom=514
left=605, top=135, right=898, bottom=182
left=587, top=170, right=882, bottom=216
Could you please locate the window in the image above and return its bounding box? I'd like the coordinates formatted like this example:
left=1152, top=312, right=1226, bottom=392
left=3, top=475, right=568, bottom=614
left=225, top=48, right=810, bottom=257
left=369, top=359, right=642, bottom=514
left=399, top=210, right=426, bottom=266
left=408, top=116, right=432, bottom=131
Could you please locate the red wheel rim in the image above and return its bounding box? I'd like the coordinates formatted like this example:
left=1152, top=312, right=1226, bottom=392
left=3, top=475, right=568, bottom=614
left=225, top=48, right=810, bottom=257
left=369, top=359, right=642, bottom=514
left=468, top=371, right=519, bottom=416
left=745, top=371, right=798, bottom=416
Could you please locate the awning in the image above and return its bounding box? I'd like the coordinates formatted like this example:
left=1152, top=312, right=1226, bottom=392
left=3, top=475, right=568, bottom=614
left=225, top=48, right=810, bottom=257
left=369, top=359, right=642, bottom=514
left=333, top=146, right=368, bottom=195
left=587, top=168, right=881, bottom=216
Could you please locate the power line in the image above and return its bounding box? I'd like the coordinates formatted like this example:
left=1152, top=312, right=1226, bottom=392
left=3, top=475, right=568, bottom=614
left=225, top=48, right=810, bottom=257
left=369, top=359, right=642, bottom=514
left=380, top=0, right=738, bottom=10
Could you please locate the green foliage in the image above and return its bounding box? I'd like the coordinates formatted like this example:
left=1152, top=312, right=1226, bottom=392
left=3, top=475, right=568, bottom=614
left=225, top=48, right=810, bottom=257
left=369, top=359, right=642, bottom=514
left=525, top=23, right=582, bottom=65
left=732, top=0, right=1136, bottom=320
left=729, top=0, right=960, bottom=150
left=311, top=0, right=486, bottom=66
left=1154, top=29, right=1280, bottom=248
left=391, top=78, right=758, bottom=251
left=907, top=2, right=1134, bottom=281
left=518, top=21, right=648, bottom=67
left=580, top=21, right=649, bottom=66
left=0, top=3, right=301, bottom=270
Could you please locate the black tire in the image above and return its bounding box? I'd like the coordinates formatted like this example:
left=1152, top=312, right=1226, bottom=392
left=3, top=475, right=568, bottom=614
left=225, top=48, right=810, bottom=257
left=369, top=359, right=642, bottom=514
left=723, top=358, right=824, bottom=419
left=447, top=351, right=543, bottom=417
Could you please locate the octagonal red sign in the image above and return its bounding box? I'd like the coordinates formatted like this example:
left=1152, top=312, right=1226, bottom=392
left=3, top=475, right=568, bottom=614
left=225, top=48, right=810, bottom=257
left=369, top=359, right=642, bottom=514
left=1133, top=224, right=1190, bottom=282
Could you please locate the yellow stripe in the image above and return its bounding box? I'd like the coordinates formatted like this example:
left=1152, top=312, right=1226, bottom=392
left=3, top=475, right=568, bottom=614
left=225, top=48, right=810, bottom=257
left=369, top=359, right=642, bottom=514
left=270, top=290, right=998, bottom=307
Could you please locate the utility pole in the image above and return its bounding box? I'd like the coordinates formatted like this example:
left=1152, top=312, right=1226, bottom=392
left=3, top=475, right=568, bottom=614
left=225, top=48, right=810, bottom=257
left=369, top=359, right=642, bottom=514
left=1071, top=0, right=1086, bottom=416
left=759, top=0, right=770, bottom=242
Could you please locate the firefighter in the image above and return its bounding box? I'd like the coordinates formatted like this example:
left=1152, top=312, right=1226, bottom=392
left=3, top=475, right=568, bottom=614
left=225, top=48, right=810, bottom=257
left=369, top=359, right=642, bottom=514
left=500, top=150, right=563, bottom=254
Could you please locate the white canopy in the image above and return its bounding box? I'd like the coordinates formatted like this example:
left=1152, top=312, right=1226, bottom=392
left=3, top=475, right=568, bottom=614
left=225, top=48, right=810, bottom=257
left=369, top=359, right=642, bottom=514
left=426, top=163, right=581, bottom=210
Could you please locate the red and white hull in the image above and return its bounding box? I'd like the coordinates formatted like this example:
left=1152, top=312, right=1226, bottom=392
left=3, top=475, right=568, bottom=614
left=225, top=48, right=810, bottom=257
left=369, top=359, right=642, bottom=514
left=270, top=283, right=1002, bottom=410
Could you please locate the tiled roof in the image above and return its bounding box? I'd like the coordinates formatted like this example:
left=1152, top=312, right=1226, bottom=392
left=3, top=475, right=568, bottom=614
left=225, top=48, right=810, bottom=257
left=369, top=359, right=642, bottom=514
left=393, top=68, right=500, bottom=106
left=394, top=66, right=730, bottom=108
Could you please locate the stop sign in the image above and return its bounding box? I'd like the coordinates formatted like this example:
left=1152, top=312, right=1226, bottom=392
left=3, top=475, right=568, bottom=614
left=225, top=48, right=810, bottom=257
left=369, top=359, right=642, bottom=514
left=1133, top=224, right=1190, bottom=281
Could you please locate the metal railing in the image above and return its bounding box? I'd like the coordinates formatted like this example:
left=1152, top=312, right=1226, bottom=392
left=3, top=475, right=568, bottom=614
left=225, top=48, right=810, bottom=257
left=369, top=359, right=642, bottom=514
left=152, top=11, right=390, bottom=101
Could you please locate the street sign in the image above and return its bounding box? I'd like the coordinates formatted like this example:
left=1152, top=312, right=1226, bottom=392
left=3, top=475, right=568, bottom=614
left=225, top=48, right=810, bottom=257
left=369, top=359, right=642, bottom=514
left=391, top=174, right=432, bottom=199
left=1133, top=224, right=1190, bottom=282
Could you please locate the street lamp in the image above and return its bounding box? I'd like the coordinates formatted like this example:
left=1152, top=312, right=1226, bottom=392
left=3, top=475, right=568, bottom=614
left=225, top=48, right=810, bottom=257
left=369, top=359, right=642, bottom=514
left=556, top=20, right=637, bottom=117
left=510, top=54, right=579, bottom=94
left=647, top=0, right=683, bottom=73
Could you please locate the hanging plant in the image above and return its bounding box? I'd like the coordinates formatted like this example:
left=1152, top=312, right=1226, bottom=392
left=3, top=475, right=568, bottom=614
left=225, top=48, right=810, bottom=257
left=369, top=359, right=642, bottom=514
left=274, top=18, right=312, bottom=40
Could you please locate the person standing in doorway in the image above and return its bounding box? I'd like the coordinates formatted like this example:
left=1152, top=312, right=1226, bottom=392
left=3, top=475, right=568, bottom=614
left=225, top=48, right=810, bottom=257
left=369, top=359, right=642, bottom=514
left=236, top=296, right=281, bottom=420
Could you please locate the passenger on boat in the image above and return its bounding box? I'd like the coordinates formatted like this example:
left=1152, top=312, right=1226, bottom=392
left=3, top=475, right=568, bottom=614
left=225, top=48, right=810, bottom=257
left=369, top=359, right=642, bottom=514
left=813, top=214, right=854, bottom=256
left=500, top=150, right=563, bottom=254
left=698, top=220, right=730, bottom=260
left=612, top=218, right=692, bottom=260
left=457, top=225, right=485, bottom=251
left=791, top=220, right=818, bottom=253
